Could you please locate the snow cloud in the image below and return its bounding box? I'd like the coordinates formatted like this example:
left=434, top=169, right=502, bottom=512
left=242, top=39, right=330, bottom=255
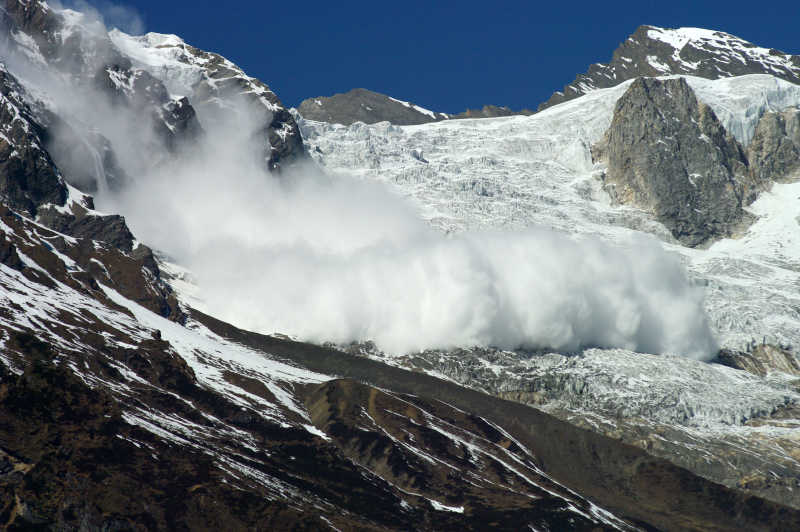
left=106, top=129, right=717, bottom=360
left=12, top=2, right=719, bottom=360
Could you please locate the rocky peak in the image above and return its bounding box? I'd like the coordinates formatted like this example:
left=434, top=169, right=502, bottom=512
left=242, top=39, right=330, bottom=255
left=298, top=88, right=449, bottom=126
left=540, top=25, right=800, bottom=111
left=108, top=29, right=305, bottom=170
left=592, top=77, right=752, bottom=246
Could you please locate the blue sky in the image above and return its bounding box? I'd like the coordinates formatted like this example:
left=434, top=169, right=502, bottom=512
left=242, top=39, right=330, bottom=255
left=96, top=0, right=799, bottom=113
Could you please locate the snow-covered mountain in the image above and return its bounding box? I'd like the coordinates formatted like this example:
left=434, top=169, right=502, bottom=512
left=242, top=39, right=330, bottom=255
left=2, top=1, right=800, bottom=529
left=298, top=73, right=800, bottom=509
left=539, top=24, right=800, bottom=110
left=298, top=25, right=800, bottom=126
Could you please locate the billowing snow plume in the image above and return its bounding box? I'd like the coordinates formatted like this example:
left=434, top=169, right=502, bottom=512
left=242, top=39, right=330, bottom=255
left=16, top=3, right=718, bottom=359
left=106, top=133, right=717, bottom=359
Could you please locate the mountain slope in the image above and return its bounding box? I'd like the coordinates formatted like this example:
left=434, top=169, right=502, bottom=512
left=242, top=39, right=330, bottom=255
left=1, top=203, right=652, bottom=530
left=298, top=73, right=800, bottom=509
left=2, top=2, right=800, bottom=529
left=298, top=88, right=450, bottom=126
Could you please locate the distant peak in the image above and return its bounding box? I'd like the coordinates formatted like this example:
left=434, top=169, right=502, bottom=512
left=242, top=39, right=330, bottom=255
left=538, top=24, right=800, bottom=112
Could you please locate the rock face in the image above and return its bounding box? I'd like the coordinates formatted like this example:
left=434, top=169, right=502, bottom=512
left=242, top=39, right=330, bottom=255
left=748, top=107, right=800, bottom=184
left=594, top=79, right=800, bottom=247
left=593, top=77, right=755, bottom=246
left=539, top=25, right=800, bottom=111
left=95, top=65, right=205, bottom=156
left=716, top=344, right=800, bottom=377
left=107, top=29, right=306, bottom=170
left=0, top=66, right=67, bottom=215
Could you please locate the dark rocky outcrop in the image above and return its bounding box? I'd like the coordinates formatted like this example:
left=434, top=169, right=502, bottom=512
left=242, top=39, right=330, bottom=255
left=95, top=65, right=205, bottom=155
left=539, top=24, right=800, bottom=111
left=36, top=203, right=135, bottom=252
left=0, top=232, right=22, bottom=270
left=747, top=107, right=800, bottom=185
left=593, top=77, right=755, bottom=246
left=715, top=344, right=800, bottom=377
left=0, top=66, right=67, bottom=216
left=159, top=96, right=204, bottom=152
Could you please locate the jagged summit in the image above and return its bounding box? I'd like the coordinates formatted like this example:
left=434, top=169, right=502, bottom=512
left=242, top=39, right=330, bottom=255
left=539, top=24, right=800, bottom=110
left=300, top=24, right=800, bottom=125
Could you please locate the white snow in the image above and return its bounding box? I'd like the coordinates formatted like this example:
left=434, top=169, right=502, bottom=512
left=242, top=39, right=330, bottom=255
left=645, top=26, right=799, bottom=93
left=299, top=74, right=800, bottom=353
left=428, top=500, right=464, bottom=513
left=100, top=284, right=327, bottom=422
left=388, top=96, right=438, bottom=119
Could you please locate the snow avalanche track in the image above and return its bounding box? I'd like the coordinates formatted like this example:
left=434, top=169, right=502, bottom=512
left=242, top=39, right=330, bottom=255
left=299, top=74, right=800, bottom=352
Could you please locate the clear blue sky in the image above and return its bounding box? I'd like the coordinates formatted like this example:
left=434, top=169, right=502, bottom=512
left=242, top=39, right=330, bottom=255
left=93, top=0, right=800, bottom=113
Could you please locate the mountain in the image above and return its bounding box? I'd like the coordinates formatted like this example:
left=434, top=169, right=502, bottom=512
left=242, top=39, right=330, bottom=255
left=539, top=25, right=800, bottom=111
left=3, top=1, right=800, bottom=529
left=297, top=88, right=533, bottom=126
left=298, top=88, right=450, bottom=125
left=299, top=25, right=800, bottom=127
left=298, top=72, right=800, bottom=511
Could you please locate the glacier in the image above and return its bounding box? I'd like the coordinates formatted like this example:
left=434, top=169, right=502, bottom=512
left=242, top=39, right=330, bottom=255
left=298, top=74, right=800, bottom=353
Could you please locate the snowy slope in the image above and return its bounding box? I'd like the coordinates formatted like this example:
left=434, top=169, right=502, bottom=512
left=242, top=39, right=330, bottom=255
left=293, top=74, right=800, bottom=507
left=2, top=204, right=643, bottom=529
left=298, top=74, right=800, bottom=352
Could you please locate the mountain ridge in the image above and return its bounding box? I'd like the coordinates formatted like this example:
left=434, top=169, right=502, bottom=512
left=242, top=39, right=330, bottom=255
left=297, top=87, right=534, bottom=126
left=297, top=24, right=800, bottom=126
left=538, top=24, right=800, bottom=111
left=2, top=1, right=800, bottom=529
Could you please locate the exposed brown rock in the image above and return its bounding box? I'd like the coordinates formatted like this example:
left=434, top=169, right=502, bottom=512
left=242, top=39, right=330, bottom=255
left=593, top=77, right=752, bottom=246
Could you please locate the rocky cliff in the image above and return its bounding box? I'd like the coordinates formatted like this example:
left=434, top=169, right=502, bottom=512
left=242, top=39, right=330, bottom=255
left=593, top=77, right=754, bottom=246
left=593, top=77, right=800, bottom=247
left=748, top=106, right=800, bottom=184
